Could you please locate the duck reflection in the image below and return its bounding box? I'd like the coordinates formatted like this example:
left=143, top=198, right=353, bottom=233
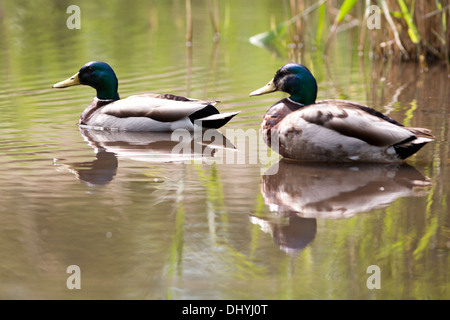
left=61, top=150, right=119, bottom=186
left=250, top=214, right=317, bottom=256
left=251, top=159, right=431, bottom=255
left=55, top=128, right=235, bottom=186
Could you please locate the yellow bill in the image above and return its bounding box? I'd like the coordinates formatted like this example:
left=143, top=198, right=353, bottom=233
left=52, top=72, right=81, bottom=88
left=249, top=78, right=277, bottom=96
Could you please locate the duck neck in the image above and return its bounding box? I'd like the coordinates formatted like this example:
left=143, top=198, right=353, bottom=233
left=95, top=77, right=120, bottom=100
left=285, top=75, right=317, bottom=105
left=289, top=91, right=316, bottom=106
left=96, top=87, right=120, bottom=101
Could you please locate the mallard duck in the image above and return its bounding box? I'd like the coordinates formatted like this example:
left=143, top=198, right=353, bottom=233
left=53, top=61, right=239, bottom=131
left=250, top=63, right=434, bottom=163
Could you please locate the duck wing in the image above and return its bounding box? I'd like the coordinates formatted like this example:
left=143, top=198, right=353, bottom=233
left=134, top=93, right=219, bottom=105
left=100, top=94, right=219, bottom=122
left=295, top=100, right=415, bottom=147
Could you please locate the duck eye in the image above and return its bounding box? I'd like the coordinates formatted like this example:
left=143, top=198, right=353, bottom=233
left=87, top=66, right=95, bottom=72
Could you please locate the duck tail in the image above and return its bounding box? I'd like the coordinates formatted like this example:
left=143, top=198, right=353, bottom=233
left=394, top=130, right=434, bottom=160
left=189, top=105, right=240, bottom=129
left=406, top=127, right=434, bottom=139
left=195, top=111, right=240, bottom=129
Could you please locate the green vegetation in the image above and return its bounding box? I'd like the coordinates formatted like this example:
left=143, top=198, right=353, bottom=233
left=249, top=0, right=450, bottom=71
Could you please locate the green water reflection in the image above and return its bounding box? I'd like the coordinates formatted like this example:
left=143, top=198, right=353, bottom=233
left=0, top=0, right=448, bottom=299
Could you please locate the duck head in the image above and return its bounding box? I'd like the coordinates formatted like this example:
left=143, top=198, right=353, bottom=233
left=53, top=61, right=120, bottom=100
left=250, top=63, right=317, bottom=106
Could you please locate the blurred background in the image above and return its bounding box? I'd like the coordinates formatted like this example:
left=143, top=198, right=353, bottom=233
left=0, top=0, right=448, bottom=299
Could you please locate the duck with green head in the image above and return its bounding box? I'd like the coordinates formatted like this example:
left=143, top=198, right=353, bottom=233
left=53, top=61, right=239, bottom=131
left=250, top=63, right=433, bottom=163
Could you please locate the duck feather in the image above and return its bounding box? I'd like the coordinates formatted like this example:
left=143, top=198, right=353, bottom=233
left=295, top=100, right=414, bottom=147
left=101, top=94, right=218, bottom=122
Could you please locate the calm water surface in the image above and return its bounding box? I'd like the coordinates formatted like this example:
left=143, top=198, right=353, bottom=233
left=0, top=1, right=449, bottom=299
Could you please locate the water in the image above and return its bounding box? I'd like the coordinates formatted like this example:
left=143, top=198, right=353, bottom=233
left=0, top=0, right=449, bottom=300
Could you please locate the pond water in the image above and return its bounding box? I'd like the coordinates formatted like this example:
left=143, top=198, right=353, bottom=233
left=0, top=0, right=448, bottom=300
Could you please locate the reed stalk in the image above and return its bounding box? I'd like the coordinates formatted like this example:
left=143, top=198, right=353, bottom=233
left=186, top=0, right=193, bottom=46
left=207, top=0, right=220, bottom=41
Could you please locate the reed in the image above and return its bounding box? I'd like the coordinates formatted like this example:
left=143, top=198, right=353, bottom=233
left=186, top=0, right=193, bottom=46
left=207, top=0, right=220, bottom=41
left=185, top=0, right=220, bottom=45
left=330, top=0, right=449, bottom=67
left=250, top=0, right=450, bottom=71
